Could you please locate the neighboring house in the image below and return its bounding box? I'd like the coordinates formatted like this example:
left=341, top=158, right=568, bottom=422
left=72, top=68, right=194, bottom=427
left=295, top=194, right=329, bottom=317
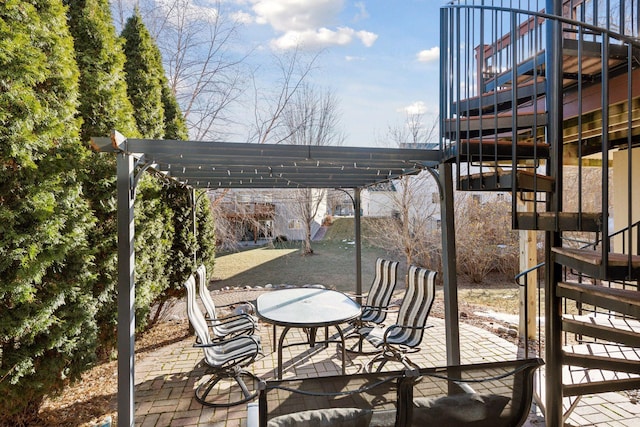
left=272, top=189, right=327, bottom=241
left=361, top=182, right=398, bottom=217
left=216, top=190, right=276, bottom=242
left=441, top=1, right=640, bottom=426
left=215, top=188, right=327, bottom=242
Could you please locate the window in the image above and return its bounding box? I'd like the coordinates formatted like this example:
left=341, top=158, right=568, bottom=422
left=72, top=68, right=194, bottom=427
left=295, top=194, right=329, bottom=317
left=288, top=219, right=302, bottom=230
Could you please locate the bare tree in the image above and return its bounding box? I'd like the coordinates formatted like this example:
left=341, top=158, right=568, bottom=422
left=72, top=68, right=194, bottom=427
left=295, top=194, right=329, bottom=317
left=386, top=111, right=438, bottom=147
left=289, top=188, right=327, bottom=254
left=455, top=193, right=518, bottom=283
left=365, top=174, right=441, bottom=270
left=250, top=48, right=322, bottom=144
left=207, top=188, right=276, bottom=251
left=365, top=112, right=441, bottom=270
left=280, top=84, right=345, bottom=254
left=112, top=0, right=248, bottom=140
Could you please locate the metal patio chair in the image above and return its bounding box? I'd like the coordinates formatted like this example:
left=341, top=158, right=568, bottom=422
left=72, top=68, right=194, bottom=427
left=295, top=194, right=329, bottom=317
left=196, top=264, right=257, bottom=339
left=357, top=265, right=437, bottom=372
left=183, top=274, right=262, bottom=407
left=346, top=258, right=400, bottom=353
left=358, top=258, right=400, bottom=326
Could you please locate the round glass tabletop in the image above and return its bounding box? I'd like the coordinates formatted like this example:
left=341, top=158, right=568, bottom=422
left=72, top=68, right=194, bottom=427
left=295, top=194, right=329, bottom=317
left=256, top=288, right=361, bottom=327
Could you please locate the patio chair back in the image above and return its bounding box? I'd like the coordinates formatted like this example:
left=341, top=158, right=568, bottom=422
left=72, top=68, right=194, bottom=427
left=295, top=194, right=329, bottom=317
left=389, top=265, right=436, bottom=348
left=362, top=258, right=399, bottom=324
left=184, top=274, right=214, bottom=348
left=185, top=274, right=260, bottom=367
left=196, top=264, right=218, bottom=320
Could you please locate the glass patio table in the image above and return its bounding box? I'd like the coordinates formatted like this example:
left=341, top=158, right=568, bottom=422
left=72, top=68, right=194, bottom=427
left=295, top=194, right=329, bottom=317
left=256, top=287, right=361, bottom=379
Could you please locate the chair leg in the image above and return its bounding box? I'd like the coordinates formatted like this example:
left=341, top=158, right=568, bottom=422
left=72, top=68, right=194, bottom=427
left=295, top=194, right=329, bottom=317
left=195, top=366, right=260, bottom=407
left=365, top=348, right=417, bottom=373
left=365, top=352, right=389, bottom=373
left=343, top=335, right=382, bottom=355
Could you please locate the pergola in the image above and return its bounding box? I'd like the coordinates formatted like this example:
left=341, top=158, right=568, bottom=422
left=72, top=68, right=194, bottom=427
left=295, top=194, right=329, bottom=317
left=90, top=131, right=460, bottom=427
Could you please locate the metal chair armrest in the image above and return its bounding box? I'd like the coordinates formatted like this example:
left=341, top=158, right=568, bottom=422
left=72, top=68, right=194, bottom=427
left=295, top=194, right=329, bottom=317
left=382, top=324, right=433, bottom=342
left=360, top=304, right=399, bottom=312
left=194, top=334, right=261, bottom=350
left=208, top=312, right=257, bottom=325
left=217, top=300, right=257, bottom=312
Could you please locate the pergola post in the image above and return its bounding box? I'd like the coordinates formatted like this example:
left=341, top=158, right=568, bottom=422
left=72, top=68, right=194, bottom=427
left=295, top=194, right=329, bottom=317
left=117, top=148, right=136, bottom=427
left=354, top=188, right=363, bottom=301
left=191, top=187, right=197, bottom=265
left=439, top=162, right=460, bottom=365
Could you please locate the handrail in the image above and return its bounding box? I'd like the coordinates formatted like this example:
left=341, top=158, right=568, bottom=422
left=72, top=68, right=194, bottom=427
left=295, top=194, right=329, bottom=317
left=443, top=1, right=640, bottom=48
left=515, top=261, right=545, bottom=282
left=515, top=262, right=544, bottom=359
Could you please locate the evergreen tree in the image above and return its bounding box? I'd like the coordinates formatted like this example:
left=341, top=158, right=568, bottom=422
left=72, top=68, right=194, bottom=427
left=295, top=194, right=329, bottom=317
left=0, top=1, right=97, bottom=423
left=121, top=8, right=165, bottom=139
left=121, top=9, right=177, bottom=331
left=64, top=0, right=140, bottom=355
left=158, top=80, right=191, bottom=306
left=162, top=82, right=189, bottom=140
left=196, top=192, right=217, bottom=275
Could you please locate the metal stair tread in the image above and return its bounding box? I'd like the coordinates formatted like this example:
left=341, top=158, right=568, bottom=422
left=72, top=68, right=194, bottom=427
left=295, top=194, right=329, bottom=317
left=562, top=314, right=640, bottom=334
left=444, top=111, right=547, bottom=132
left=452, top=81, right=547, bottom=116
left=553, top=247, right=640, bottom=268
left=563, top=343, right=640, bottom=360
left=562, top=314, right=640, bottom=347
left=558, top=281, right=640, bottom=304
left=459, top=169, right=554, bottom=191
left=562, top=343, right=640, bottom=377
left=516, top=212, right=602, bottom=232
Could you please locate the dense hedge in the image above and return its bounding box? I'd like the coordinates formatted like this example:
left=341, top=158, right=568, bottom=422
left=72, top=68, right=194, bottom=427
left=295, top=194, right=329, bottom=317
left=0, top=1, right=216, bottom=423
left=0, top=1, right=97, bottom=423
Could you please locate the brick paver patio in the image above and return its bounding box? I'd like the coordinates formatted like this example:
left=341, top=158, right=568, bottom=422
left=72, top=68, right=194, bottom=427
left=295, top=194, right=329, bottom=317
left=132, top=290, right=640, bottom=427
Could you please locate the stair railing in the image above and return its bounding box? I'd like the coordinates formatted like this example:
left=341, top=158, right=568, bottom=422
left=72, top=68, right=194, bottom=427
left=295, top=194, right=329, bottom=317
left=442, top=1, right=640, bottom=279
left=514, top=261, right=545, bottom=359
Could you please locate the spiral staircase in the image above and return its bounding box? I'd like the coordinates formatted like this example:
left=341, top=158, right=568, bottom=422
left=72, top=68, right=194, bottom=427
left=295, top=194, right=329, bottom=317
left=440, top=1, right=640, bottom=425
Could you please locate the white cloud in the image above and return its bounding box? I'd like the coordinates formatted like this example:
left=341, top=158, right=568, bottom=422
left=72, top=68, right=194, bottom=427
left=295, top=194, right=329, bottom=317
left=232, top=11, right=254, bottom=24
left=251, top=0, right=343, bottom=32
left=249, top=0, right=377, bottom=50
left=271, top=27, right=377, bottom=50
left=400, top=101, right=429, bottom=115
left=357, top=30, right=377, bottom=47
left=353, top=1, right=369, bottom=21
left=416, top=46, right=439, bottom=63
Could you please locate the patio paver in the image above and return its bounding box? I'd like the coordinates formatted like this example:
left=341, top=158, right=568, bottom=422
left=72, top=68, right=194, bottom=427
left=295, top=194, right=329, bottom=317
left=133, top=291, right=640, bottom=426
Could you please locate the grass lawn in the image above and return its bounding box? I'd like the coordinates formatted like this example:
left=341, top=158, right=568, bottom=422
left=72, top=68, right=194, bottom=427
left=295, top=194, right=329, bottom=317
left=210, top=239, right=400, bottom=293
left=210, top=245, right=528, bottom=318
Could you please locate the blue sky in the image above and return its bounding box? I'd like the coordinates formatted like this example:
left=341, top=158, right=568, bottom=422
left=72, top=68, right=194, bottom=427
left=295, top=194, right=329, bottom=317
left=236, top=0, right=444, bottom=147
left=115, top=0, right=445, bottom=147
